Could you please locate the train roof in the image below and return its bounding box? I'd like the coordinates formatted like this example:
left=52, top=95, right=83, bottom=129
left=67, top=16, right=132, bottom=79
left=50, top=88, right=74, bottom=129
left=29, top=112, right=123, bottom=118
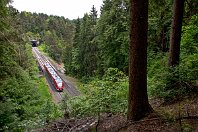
left=45, top=62, right=63, bottom=83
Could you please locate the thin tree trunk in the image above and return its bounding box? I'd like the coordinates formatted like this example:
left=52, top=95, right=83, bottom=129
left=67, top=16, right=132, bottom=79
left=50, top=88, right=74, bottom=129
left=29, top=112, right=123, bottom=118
left=168, top=0, right=184, bottom=67
left=127, top=0, right=153, bottom=121
left=161, top=26, right=168, bottom=52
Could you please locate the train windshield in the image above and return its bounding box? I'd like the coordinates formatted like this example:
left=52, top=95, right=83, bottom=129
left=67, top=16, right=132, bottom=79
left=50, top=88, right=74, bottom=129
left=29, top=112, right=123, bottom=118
left=57, top=82, right=62, bottom=88
left=56, top=78, right=63, bottom=88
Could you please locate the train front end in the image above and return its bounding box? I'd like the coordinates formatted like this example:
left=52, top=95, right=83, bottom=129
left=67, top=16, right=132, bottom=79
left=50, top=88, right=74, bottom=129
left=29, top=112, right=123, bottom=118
left=56, top=78, right=64, bottom=92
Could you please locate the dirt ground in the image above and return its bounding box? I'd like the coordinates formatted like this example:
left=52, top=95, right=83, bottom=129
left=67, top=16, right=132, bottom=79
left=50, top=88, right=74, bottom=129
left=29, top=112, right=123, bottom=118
left=38, top=97, right=198, bottom=132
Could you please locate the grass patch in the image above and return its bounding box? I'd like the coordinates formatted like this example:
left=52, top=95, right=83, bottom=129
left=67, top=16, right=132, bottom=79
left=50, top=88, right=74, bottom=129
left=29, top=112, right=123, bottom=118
left=37, top=44, right=50, bottom=56
left=66, top=76, right=82, bottom=87
left=37, top=77, right=52, bottom=101
left=37, top=43, right=46, bottom=52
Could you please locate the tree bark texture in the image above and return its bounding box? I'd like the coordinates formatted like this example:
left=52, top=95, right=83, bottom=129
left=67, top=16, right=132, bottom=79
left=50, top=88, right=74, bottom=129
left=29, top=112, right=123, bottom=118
left=127, top=0, right=153, bottom=121
left=168, top=0, right=184, bottom=66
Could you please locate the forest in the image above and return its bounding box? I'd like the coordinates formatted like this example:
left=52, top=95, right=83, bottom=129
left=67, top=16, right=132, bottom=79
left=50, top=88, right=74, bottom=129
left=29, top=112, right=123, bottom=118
left=0, top=0, right=198, bottom=131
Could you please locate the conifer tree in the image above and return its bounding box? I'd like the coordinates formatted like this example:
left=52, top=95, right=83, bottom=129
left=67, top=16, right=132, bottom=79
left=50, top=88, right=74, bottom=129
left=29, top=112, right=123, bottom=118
left=168, top=0, right=185, bottom=66
left=127, top=0, right=153, bottom=121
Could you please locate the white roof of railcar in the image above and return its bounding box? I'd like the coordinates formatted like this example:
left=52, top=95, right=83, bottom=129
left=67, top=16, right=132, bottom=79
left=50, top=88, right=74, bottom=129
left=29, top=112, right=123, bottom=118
left=45, top=62, right=63, bottom=84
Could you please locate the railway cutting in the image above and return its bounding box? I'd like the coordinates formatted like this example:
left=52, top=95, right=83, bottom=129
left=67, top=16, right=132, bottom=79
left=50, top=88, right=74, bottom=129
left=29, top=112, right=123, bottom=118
left=32, top=47, right=80, bottom=102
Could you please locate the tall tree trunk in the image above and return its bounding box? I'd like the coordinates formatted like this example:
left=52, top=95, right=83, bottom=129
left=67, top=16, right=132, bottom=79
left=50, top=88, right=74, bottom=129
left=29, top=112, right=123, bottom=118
left=168, top=0, right=184, bottom=66
left=127, top=0, right=153, bottom=121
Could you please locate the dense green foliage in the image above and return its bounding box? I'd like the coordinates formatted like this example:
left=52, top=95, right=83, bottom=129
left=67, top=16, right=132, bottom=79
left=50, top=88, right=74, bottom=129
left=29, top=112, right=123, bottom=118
left=14, top=10, right=75, bottom=64
left=148, top=14, right=198, bottom=101
left=65, top=0, right=129, bottom=78
left=0, top=3, right=61, bottom=131
left=68, top=68, right=128, bottom=117
left=1, top=0, right=197, bottom=126
left=65, top=0, right=198, bottom=116
left=148, top=0, right=172, bottom=52
left=64, top=6, right=99, bottom=78
left=64, top=0, right=197, bottom=78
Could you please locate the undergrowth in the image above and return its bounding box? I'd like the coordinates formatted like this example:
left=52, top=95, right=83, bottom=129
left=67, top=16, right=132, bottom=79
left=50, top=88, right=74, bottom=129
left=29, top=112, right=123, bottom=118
left=67, top=68, right=128, bottom=117
left=148, top=15, right=198, bottom=102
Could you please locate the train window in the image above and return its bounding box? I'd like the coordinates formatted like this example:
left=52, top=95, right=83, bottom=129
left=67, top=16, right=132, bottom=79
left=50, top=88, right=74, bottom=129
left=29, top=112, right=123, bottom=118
left=52, top=74, right=56, bottom=79
left=56, top=78, right=62, bottom=83
left=57, top=83, right=62, bottom=88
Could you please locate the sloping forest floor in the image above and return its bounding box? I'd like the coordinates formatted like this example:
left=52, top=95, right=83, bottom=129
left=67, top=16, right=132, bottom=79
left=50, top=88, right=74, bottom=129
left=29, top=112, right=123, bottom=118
left=38, top=96, right=198, bottom=132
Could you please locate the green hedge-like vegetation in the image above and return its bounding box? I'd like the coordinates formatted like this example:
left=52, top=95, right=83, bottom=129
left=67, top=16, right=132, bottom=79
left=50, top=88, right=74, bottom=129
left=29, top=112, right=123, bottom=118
left=66, top=68, right=128, bottom=117
left=37, top=77, right=52, bottom=101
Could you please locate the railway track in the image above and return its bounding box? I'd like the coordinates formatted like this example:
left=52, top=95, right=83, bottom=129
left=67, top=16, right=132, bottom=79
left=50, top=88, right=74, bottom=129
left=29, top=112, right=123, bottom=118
left=32, top=47, right=79, bottom=102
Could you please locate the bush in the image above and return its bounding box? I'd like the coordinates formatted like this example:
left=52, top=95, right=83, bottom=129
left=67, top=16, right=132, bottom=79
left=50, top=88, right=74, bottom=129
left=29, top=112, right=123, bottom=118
left=67, top=68, right=128, bottom=117
left=181, top=15, right=198, bottom=55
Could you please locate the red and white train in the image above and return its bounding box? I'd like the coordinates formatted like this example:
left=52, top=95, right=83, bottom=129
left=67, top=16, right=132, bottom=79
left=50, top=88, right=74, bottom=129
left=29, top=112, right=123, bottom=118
left=44, top=62, right=64, bottom=92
